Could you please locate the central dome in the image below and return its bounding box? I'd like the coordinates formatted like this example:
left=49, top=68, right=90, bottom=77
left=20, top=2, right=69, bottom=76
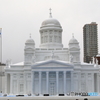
left=39, top=12, right=63, bottom=48
left=41, top=18, right=61, bottom=27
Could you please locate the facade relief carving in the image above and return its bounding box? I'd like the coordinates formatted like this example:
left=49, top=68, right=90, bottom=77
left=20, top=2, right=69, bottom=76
left=69, top=55, right=73, bottom=63
left=6, top=59, right=12, bottom=68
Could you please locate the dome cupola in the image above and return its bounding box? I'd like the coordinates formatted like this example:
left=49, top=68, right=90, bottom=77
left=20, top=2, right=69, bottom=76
left=25, top=38, right=35, bottom=44
left=25, top=34, right=35, bottom=49
left=69, top=34, right=79, bottom=48
left=39, top=9, right=63, bottom=48
left=69, top=34, right=80, bottom=63
left=24, top=34, right=35, bottom=65
left=41, top=18, right=61, bottom=28
left=69, top=36, right=78, bottom=44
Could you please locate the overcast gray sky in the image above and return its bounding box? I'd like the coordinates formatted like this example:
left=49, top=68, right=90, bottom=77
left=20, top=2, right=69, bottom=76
left=0, top=0, right=100, bottom=63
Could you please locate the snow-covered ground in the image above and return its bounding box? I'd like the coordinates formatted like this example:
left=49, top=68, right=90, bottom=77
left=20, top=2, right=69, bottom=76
left=0, top=96, right=100, bottom=100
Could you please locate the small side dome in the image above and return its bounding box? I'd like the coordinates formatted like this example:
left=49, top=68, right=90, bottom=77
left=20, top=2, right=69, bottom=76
left=69, top=36, right=78, bottom=44
left=26, top=38, right=35, bottom=44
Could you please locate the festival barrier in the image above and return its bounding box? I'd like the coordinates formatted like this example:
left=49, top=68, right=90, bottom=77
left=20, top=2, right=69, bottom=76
left=0, top=92, right=99, bottom=97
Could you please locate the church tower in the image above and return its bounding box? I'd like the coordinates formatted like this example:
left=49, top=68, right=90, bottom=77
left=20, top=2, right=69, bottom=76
left=39, top=9, right=63, bottom=48
left=24, top=36, right=35, bottom=66
left=69, top=35, right=80, bottom=63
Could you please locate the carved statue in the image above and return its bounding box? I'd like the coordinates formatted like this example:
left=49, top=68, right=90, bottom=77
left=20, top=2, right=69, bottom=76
left=96, top=58, right=98, bottom=66
left=92, top=57, right=95, bottom=64
left=70, top=55, right=73, bottom=63
left=32, top=55, right=36, bottom=63
left=6, top=59, right=12, bottom=68
left=51, top=51, right=54, bottom=59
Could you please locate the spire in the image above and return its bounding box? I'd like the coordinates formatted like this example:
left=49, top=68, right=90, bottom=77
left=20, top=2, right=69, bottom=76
left=49, top=8, right=52, bottom=18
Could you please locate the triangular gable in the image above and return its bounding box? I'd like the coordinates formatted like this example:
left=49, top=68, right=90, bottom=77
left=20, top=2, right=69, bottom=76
left=32, top=60, right=74, bottom=68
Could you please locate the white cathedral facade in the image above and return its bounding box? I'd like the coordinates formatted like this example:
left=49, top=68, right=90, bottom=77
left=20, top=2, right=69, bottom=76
left=4, top=14, right=100, bottom=96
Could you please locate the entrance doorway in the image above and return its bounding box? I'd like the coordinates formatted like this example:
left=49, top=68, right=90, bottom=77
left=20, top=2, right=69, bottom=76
left=49, top=72, right=56, bottom=95
left=49, top=81, right=56, bottom=95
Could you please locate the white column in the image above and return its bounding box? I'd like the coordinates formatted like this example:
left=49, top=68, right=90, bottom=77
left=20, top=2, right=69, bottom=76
left=53, top=31, right=54, bottom=43
left=46, top=71, right=49, bottom=94
left=86, top=73, right=88, bottom=92
left=39, top=71, right=41, bottom=95
left=24, top=73, right=26, bottom=94
left=79, top=72, right=81, bottom=92
left=10, top=73, right=12, bottom=94
left=32, top=72, right=34, bottom=94
left=64, top=71, right=66, bottom=94
left=92, top=73, right=94, bottom=92
left=97, top=73, right=99, bottom=93
left=5, top=73, right=7, bottom=93
left=43, top=34, right=44, bottom=43
left=99, top=73, right=100, bottom=93
left=71, top=71, right=74, bottom=92
left=48, top=31, right=49, bottom=43
left=56, top=71, right=59, bottom=95
left=60, top=33, right=62, bottom=43
left=17, top=74, right=19, bottom=94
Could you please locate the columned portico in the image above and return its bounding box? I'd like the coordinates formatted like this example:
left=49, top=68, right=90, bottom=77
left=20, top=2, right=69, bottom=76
left=32, top=70, right=73, bottom=96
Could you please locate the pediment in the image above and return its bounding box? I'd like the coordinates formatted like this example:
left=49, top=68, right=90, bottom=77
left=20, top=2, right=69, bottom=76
left=32, top=60, right=74, bottom=68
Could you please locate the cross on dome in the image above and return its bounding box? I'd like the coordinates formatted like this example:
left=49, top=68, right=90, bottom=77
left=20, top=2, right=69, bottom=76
left=72, top=33, right=74, bottom=38
left=49, top=8, right=52, bottom=18
left=30, top=33, right=31, bottom=38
